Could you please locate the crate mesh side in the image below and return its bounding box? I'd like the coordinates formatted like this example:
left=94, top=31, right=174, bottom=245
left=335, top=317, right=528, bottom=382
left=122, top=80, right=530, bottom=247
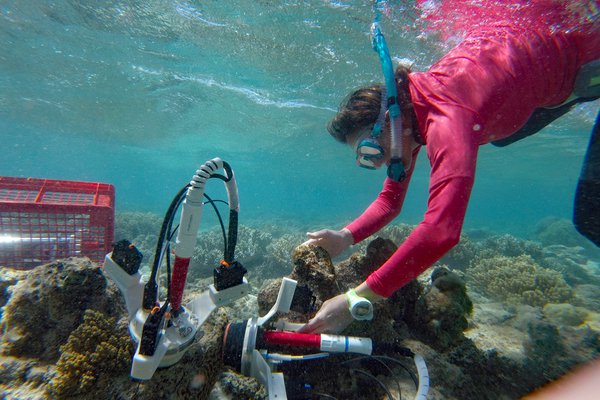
left=0, top=178, right=114, bottom=269
left=0, top=210, right=108, bottom=269
left=0, top=189, right=39, bottom=202
left=42, top=192, right=95, bottom=205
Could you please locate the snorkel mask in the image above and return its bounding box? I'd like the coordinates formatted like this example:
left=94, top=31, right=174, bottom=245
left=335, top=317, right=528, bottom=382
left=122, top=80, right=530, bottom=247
left=355, top=86, right=388, bottom=169
left=356, top=1, right=406, bottom=181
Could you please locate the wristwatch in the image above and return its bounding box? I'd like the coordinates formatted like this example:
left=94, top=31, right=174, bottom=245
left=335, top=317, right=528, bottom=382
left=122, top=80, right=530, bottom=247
left=345, top=289, right=373, bottom=321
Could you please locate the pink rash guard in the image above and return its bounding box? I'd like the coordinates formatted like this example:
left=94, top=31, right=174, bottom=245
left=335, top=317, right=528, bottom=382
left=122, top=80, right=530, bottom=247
left=346, top=4, right=600, bottom=298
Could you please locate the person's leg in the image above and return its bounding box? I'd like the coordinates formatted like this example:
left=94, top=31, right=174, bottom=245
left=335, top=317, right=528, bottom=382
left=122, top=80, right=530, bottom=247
left=574, top=110, right=600, bottom=247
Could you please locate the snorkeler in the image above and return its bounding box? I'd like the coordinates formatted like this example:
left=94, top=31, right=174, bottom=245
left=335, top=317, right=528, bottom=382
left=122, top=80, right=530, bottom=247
left=299, top=2, right=600, bottom=334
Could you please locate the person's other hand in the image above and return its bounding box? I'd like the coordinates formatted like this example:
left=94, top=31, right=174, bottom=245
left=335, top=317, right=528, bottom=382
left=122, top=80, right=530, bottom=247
left=298, top=294, right=353, bottom=334
left=303, top=228, right=353, bottom=258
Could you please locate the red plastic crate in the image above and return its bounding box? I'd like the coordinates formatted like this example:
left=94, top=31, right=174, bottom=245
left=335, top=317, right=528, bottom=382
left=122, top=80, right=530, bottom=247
left=0, top=177, right=115, bottom=269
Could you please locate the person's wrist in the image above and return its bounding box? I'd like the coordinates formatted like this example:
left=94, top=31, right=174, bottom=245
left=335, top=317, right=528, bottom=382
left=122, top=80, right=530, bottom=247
left=340, top=228, right=354, bottom=247
left=354, top=281, right=385, bottom=303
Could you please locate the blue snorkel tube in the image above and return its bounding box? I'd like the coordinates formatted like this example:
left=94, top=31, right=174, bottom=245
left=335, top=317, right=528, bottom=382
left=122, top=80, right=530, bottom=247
left=371, top=1, right=406, bottom=182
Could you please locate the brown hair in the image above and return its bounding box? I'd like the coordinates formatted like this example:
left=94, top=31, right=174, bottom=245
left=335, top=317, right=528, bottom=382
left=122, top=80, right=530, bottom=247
left=327, top=65, right=416, bottom=143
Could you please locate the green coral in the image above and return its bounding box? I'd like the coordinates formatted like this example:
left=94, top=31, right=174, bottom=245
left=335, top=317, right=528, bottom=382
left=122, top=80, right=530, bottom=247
left=49, top=309, right=132, bottom=397
left=467, top=254, right=573, bottom=307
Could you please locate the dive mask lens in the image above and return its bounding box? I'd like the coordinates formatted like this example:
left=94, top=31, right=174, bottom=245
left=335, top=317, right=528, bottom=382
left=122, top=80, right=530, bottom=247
left=357, top=156, right=377, bottom=169
left=356, top=138, right=384, bottom=169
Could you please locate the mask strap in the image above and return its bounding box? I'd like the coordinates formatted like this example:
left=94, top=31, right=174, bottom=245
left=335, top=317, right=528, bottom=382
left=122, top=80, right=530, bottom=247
left=371, top=86, right=387, bottom=139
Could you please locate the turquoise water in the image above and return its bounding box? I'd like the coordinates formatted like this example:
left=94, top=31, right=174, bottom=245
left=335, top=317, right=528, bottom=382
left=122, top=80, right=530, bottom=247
left=2, top=2, right=600, bottom=400
left=0, top=0, right=598, bottom=235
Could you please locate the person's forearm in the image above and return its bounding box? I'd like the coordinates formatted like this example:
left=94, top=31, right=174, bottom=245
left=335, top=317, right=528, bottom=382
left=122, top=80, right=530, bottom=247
left=345, top=178, right=409, bottom=243
left=346, top=148, right=420, bottom=244
left=366, top=175, right=475, bottom=297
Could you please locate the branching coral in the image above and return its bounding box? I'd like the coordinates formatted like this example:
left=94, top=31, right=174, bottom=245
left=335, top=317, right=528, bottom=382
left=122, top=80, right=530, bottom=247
left=379, top=223, right=415, bottom=245
left=476, top=234, right=544, bottom=261
left=190, top=225, right=302, bottom=283
left=439, top=233, right=479, bottom=271
left=191, top=225, right=274, bottom=279
left=114, top=211, right=163, bottom=242
left=263, top=233, right=303, bottom=277
left=344, top=223, right=414, bottom=257
left=49, top=309, right=132, bottom=397
left=467, top=254, right=573, bottom=307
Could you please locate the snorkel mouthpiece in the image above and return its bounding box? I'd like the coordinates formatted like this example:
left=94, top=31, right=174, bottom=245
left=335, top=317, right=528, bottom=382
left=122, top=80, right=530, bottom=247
left=387, top=157, right=406, bottom=181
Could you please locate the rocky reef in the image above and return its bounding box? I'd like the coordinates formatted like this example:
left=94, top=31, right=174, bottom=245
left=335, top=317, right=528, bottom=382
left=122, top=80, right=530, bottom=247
left=2, top=258, right=126, bottom=362
left=0, top=257, right=229, bottom=400
left=253, top=240, right=528, bottom=399
left=0, top=213, right=598, bottom=399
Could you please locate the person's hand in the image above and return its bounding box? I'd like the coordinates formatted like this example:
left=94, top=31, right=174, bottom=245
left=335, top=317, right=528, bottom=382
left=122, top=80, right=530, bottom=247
left=303, top=228, right=353, bottom=258
left=298, top=294, right=353, bottom=334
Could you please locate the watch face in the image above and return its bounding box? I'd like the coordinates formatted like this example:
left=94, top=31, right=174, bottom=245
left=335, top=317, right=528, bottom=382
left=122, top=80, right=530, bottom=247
left=354, top=303, right=371, bottom=316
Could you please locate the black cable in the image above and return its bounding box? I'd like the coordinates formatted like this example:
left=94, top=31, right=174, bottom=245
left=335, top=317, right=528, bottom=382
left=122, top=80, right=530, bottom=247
left=343, top=354, right=417, bottom=390
left=371, top=355, right=418, bottom=389
left=143, top=184, right=189, bottom=309
left=210, top=173, right=230, bottom=182
left=149, top=184, right=188, bottom=283
left=148, top=162, right=234, bottom=308
left=203, top=193, right=228, bottom=261
left=343, top=356, right=401, bottom=399
left=204, top=199, right=229, bottom=206
left=205, top=160, right=238, bottom=263
left=351, top=368, right=395, bottom=400
left=312, top=393, right=338, bottom=400
left=158, top=186, right=226, bottom=304
left=226, top=209, right=238, bottom=263
left=162, top=190, right=187, bottom=306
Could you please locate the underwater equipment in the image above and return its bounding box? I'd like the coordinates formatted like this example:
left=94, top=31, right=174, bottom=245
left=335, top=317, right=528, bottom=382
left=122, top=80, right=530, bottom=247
left=103, top=157, right=249, bottom=380
left=104, top=157, right=429, bottom=397
left=222, top=277, right=430, bottom=400
left=346, top=288, right=374, bottom=320
left=367, top=0, right=406, bottom=182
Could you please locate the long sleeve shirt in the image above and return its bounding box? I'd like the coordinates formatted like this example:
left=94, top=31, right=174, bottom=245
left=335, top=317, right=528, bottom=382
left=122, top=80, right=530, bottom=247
left=346, top=14, right=600, bottom=298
